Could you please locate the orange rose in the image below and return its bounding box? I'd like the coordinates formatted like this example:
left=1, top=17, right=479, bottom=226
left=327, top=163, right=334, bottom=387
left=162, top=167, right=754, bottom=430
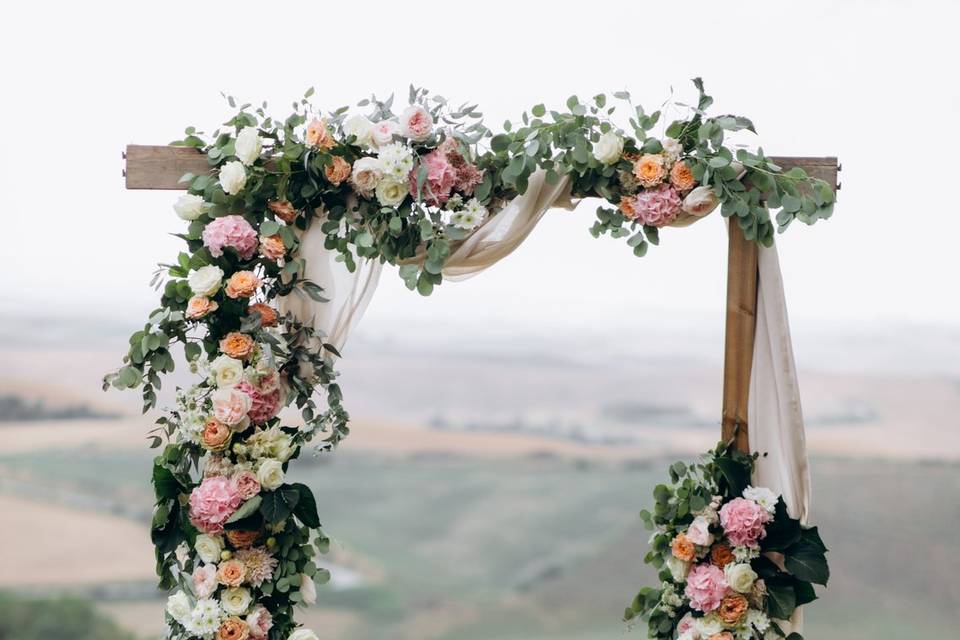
left=225, top=271, right=260, bottom=299
left=619, top=195, right=640, bottom=220
left=226, top=529, right=261, bottom=549
left=217, top=558, right=247, bottom=587
left=633, top=153, right=666, bottom=187
left=201, top=419, right=231, bottom=450
left=718, top=594, right=748, bottom=625
left=670, top=533, right=696, bottom=563
left=325, top=156, right=352, bottom=185
left=248, top=303, right=278, bottom=328
left=709, top=634, right=734, bottom=640
left=669, top=160, right=696, bottom=191
left=305, top=118, right=335, bottom=150
left=259, top=235, right=286, bottom=261
left=186, top=296, right=219, bottom=320
left=710, top=543, right=734, bottom=568
left=217, top=617, right=250, bottom=640
left=267, top=200, right=298, bottom=223
left=220, top=332, right=255, bottom=360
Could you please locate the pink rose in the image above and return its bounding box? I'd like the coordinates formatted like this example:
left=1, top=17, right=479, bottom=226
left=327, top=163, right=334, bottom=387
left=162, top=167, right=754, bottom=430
left=189, top=476, right=243, bottom=534
left=409, top=149, right=457, bottom=206
left=192, top=563, right=218, bottom=598
left=677, top=613, right=696, bottom=636
left=719, top=498, right=772, bottom=548
left=400, top=105, right=433, bottom=141
left=684, top=563, right=728, bottom=612
left=686, top=516, right=715, bottom=547
left=370, top=120, right=399, bottom=148
left=233, top=469, right=261, bottom=500
left=632, top=184, right=683, bottom=227
left=212, top=388, right=253, bottom=427
left=246, top=605, right=273, bottom=639
left=236, top=381, right=283, bottom=424
left=202, top=215, right=259, bottom=260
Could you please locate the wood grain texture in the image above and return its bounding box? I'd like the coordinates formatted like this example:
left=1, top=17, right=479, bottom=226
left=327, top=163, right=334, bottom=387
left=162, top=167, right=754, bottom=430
left=123, top=145, right=839, bottom=191
left=721, top=223, right=759, bottom=454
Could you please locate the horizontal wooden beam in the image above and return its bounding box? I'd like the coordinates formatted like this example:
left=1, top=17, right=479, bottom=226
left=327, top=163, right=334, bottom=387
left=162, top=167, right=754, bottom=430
left=123, top=144, right=840, bottom=191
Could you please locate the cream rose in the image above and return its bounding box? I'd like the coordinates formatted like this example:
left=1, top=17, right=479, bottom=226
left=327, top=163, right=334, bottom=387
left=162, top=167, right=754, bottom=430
left=666, top=555, right=691, bottom=582
left=212, top=387, right=252, bottom=427
left=682, top=186, right=720, bottom=217
left=349, top=157, right=383, bottom=197
left=592, top=131, right=624, bottom=165
left=219, top=160, right=247, bottom=195
left=235, top=127, right=263, bottom=166
left=343, top=115, right=374, bottom=148
left=188, top=265, right=224, bottom=297
left=210, top=355, right=244, bottom=388
left=289, top=630, right=320, bottom=640
left=299, top=573, right=317, bottom=605
left=221, top=587, right=252, bottom=616
left=195, top=534, right=223, bottom=564
left=724, top=562, right=758, bottom=594
left=174, top=194, right=207, bottom=220
left=370, top=120, right=400, bottom=148
left=256, top=459, right=285, bottom=490
left=375, top=179, right=407, bottom=207
left=165, top=590, right=191, bottom=624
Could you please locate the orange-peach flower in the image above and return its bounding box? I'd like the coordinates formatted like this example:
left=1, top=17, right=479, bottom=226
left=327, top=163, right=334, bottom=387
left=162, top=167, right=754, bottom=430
left=267, top=200, right=298, bottom=223
left=709, top=634, right=734, bottom=640
left=202, top=419, right=231, bottom=450
left=248, top=303, right=278, bottom=328
left=186, top=296, right=219, bottom=320
left=619, top=196, right=640, bottom=220
left=325, top=156, right=352, bottom=185
left=633, top=153, right=666, bottom=187
left=225, top=271, right=260, bottom=299
left=710, top=543, right=735, bottom=568
left=217, top=558, right=247, bottom=587
left=259, top=235, right=286, bottom=261
left=305, top=118, right=335, bottom=150
left=670, top=533, right=696, bottom=562
left=226, top=529, right=260, bottom=549
left=669, top=160, right=696, bottom=191
left=718, top=594, right=749, bottom=625
left=217, top=617, right=250, bottom=640
left=220, top=332, right=255, bottom=360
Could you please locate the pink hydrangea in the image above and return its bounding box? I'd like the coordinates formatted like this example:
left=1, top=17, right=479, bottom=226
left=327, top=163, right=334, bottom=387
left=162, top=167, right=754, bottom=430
left=684, top=563, right=728, bottom=612
left=719, top=497, right=772, bottom=548
left=632, top=184, right=682, bottom=227
left=237, top=381, right=283, bottom=424
left=202, top=215, right=259, bottom=260
left=189, top=476, right=243, bottom=534
left=409, top=149, right=457, bottom=206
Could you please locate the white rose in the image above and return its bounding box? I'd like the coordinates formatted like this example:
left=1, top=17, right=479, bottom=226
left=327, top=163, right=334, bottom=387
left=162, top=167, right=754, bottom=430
left=696, top=613, right=723, bottom=637
left=221, top=587, right=252, bottom=616
left=724, top=562, right=758, bottom=594
left=370, top=120, right=400, bottom=148
left=219, top=160, right=247, bottom=195
left=194, top=534, right=223, bottom=564
left=234, top=127, right=263, bottom=166
left=289, top=630, right=320, bottom=640
left=210, top=355, right=244, bottom=388
left=349, top=157, right=384, bottom=197
left=375, top=179, right=408, bottom=207
left=743, top=486, right=779, bottom=514
left=174, top=194, right=207, bottom=221
left=665, top=555, right=690, bottom=582
left=166, top=591, right=192, bottom=624
left=682, top=185, right=720, bottom=217
left=592, top=131, right=624, bottom=165
left=343, top=115, right=374, bottom=148
left=175, top=541, right=190, bottom=567
left=685, top=516, right=715, bottom=547
left=257, top=459, right=285, bottom=490
left=661, top=136, right=683, bottom=163
left=188, top=265, right=224, bottom=297
left=299, top=573, right=317, bottom=605
left=273, top=434, right=295, bottom=462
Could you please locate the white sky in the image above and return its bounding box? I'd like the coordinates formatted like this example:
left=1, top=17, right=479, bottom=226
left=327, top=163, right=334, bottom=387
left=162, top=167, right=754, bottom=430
left=2, top=0, right=958, bottom=338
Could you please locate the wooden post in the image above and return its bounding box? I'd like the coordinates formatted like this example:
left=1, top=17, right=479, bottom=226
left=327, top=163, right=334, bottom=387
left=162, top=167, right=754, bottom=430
left=721, top=223, right=759, bottom=454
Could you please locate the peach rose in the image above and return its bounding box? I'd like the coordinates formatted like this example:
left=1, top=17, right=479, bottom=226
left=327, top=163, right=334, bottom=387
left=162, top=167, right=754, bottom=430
left=670, top=533, right=696, bottom=563
left=226, top=529, right=261, bottom=549
left=217, top=617, right=250, bottom=640
left=324, top=156, right=352, bottom=185
left=220, top=332, right=255, bottom=360
left=718, top=594, right=748, bottom=625
left=710, top=543, right=735, bottom=568
left=225, top=271, right=260, bottom=299
left=217, top=558, right=247, bottom=587
left=709, top=634, right=734, bottom=640
left=248, top=303, right=278, bottom=328
left=633, top=153, right=666, bottom=187
left=258, top=235, right=286, bottom=261
left=202, top=419, right=232, bottom=451
left=186, top=296, right=219, bottom=320
left=669, top=160, right=696, bottom=191
left=619, top=196, right=639, bottom=220
left=267, top=200, right=298, bottom=223
left=305, top=118, right=335, bottom=150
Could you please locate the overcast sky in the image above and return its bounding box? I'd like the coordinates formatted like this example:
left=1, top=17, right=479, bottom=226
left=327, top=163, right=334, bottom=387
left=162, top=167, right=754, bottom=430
left=3, top=0, right=958, bottom=341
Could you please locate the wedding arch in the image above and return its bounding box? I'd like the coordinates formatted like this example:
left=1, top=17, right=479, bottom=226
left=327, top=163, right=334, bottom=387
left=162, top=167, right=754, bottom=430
left=110, top=80, right=838, bottom=640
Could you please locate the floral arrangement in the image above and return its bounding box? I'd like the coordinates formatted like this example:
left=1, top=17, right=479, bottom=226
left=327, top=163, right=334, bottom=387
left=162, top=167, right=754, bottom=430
left=625, top=442, right=829, bottom=640
left=105, top=80, right=834, bottom=639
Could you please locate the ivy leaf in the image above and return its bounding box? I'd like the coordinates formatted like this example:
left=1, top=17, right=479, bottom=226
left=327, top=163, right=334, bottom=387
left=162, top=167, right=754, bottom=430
left=291, top=483, right=321, bottom=528
left=227, top=495, right=263, bottom=524
left=715, top=456, right=750, bottom=496
left=784, top=540, right=830, bottom=585
left=260, top=485, right=301, bottom=524
left=766, top=580, right=797, bottom=620
left=151, top=464, right=183, bottom=501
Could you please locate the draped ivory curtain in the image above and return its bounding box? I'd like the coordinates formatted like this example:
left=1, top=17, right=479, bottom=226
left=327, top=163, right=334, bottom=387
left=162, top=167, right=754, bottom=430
left=279, top=170, right=810, bottom=631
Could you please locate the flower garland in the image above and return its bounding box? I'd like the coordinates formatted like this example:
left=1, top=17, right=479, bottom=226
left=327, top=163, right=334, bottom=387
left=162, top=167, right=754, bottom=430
left=625, top=442, right=829, bottom=640
left=105, top=80, right=834, bottom=640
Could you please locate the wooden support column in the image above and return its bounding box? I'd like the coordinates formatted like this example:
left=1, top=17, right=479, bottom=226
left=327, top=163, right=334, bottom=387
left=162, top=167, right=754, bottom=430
left=721, top=222, right=759, bottom=454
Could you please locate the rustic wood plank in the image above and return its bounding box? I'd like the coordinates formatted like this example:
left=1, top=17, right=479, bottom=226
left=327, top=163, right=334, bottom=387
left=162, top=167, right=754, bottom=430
left=123, top=144, right=840, bottom=191
left=721, top=222, right=759, bottom=454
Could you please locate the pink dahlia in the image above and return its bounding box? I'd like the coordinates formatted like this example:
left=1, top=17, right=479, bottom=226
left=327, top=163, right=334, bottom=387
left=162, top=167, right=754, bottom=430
left=684, top=563, right=728, bottom=612
left=235, top=547, right=278, bottom=587
left=632, top=184, right=682, bottom=227
left=719, top=497, right=772, bottom=548
left=202, top=215, right=259, bottom=260
left=409, top=149, right=457, bottom=206
left=236, top=380, right=283, bottom=424
left=455, top=162, right=484, bottom=195
left=188, top=475, right=243, bottom=534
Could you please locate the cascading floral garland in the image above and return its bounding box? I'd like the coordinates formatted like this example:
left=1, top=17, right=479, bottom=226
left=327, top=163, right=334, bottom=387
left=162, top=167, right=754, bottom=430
left=105, top=79, right=834, bottom=640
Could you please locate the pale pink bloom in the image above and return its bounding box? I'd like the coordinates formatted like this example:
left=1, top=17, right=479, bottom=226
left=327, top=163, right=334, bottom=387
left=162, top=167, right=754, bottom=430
left=189, top=476, right=243, bottom=534
left=686, top=516, right=715, bottom=547
left=236, top=381, right=283, bottom=424
left=719, top=498, right=772, bottom=548
left=400, top=105, right=434, bottom=141
left=632, top=184, right=683, bottom=227
left=684, top=563, right=728, bottom=612
left=212, top=387, right=253, bottom=427
left=202, top=215, right=259, bottom=260
left=192, top=564, right=218, bottom=598
left=370, top=120, right=399, bottom=148
left=235, top=547, right=278, bottom=587
left=408, top=149, right=457, bottom=206
left=233, top=469, right=261, bottom=500
left=677, top=612, right=696, bottom=636
left=246, top=605, right=273, bottom=639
